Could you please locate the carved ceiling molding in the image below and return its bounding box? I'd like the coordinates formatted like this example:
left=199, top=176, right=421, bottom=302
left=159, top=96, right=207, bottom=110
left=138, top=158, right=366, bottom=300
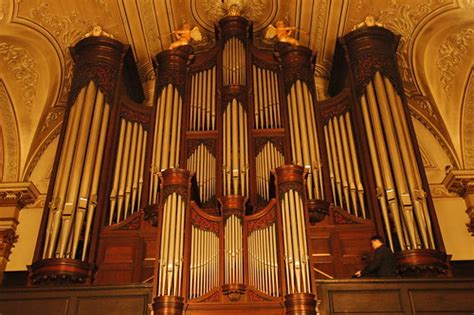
left=437, top=27, right=474, bottom=93
left=30, top=2, right=91, bottom=103
left=0, top=182, right=40, bottom=209
left=409, top=106, right=460, bottom=168
left=429, top=184, right=459, bottom=198
left=0, top=80, right=19, bottom=182
left=0, top=42, right=38, bottom=112
left=198, top=0, right=273, bottom=32
left=22, top=117, right=62, bottom=181
left=443, top=169, right=474, bottom=198
left=461, top=70, right=474, bottom=169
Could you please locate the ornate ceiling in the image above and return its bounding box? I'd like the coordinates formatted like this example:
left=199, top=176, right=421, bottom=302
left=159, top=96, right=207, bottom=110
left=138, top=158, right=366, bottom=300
left=0, top=0, right=473, bottom=192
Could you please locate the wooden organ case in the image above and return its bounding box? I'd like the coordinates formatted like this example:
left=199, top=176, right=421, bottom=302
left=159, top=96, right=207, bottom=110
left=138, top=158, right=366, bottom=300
left=29, top=15, right=450, bottom=315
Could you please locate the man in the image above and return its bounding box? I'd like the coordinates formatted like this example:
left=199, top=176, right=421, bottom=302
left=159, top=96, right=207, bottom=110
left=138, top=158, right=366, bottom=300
left=354, top=235, right=398, bottom=278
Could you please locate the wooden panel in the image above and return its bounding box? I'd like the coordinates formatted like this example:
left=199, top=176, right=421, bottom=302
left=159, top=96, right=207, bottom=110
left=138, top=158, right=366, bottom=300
left=316, top=278, right=474, bottom=315
left=0, top=284, right=152, bottom=315
left=0, top=297, right=69, bottom=314
left=77, top=295, right=149, bottom=315
left=409, top=289, right=474, bottom=313
left=103, top=243, right=135, bottom=263
left=330, top=290, right=402, bottom=313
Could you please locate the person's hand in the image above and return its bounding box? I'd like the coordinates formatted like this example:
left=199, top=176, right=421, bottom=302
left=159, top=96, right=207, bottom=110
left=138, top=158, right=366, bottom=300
left=354, top=270, right=361, bottom=277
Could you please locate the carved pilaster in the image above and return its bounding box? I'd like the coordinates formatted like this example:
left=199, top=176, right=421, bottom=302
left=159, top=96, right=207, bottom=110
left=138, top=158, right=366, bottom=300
left=0, top=182, right=39, bottom=283
left=443, top=169, right=474, bottom=235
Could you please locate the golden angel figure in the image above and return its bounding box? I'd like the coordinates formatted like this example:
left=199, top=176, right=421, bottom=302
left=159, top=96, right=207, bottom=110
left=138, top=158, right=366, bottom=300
left=265, top=20, right=299, bottom=46
left=169, top=23, right=203, bottom=50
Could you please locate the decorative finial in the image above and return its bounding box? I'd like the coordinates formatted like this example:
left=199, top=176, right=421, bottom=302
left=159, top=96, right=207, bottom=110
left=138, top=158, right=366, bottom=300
left=352, top=15, right=384, bottom=30
left=83, top=25, right=114, bottom=39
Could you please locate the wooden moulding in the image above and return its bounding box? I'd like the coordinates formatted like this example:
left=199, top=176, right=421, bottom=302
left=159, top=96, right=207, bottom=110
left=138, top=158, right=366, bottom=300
left=284, top=292, right=317, bottom=315
left=152, top=295, right=185, bottom=315
left=274, top=165, right=306, bottom=197
left=274, top=43, right=315, bottom=93
left=28, top=258, right=96, bottom=286
left=222, top=283, right=246, bottom=302
left=307, top=199, right=330, bottom=224
left=396, top=249, right=450, bottom=277
left=154, top=45, right=194, bottom=94
left=216, top=16, right=253, bottom=42
left=220, top=195, right=246, bottom=218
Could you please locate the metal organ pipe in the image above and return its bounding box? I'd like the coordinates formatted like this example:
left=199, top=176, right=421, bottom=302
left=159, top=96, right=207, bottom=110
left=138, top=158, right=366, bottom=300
left=361, top=81, right=405, bottom=250
left=252, top=65, right=282, bottom=130
left=150, top=84, right=183, bottom=204
left=187, top=144, right=216, bottom=204
left=43, top=82, right=111, bottom=260
left=223, top=100, right=249, bottom=196
left=286, top=80, right=323, bottom=200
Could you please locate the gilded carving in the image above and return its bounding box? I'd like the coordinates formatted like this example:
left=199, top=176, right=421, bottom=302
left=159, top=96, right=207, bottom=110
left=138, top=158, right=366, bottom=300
left=437, top=28, right=474, bottom=92
left=0, top=81, right=19, bottom=181
left=0, top=42, right=38, bottom=112
left=462, top=72, right=474, bottom=168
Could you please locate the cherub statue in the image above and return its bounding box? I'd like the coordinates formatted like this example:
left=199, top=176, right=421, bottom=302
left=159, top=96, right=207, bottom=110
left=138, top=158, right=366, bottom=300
left=265, top=20, right=299, bottom=46
left=352, top=15, right=384, bottom=30
left=83, top=25, right=114, bottom=39
left=169, top=23, right=202, bottom=50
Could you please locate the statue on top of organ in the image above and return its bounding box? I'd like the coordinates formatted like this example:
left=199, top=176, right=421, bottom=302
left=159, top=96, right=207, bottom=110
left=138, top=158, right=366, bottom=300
left=29, top=12, right=451, bottom=315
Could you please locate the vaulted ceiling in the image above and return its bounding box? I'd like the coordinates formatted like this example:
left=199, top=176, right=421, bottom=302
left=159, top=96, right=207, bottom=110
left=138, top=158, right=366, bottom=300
left=0, top=0, right=473, bottom=193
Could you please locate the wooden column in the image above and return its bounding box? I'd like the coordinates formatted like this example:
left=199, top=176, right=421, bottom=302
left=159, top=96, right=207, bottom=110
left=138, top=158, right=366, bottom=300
left=0, top=182, right=39, bottom=283
left=274, top=165, right=317, bottom=315
left=30, top=32, right=145, bottom=285
left=329, top=25, right=449, bottom=276
left=152, top=168, right=191, bottom=315
left=276, top=43, right=330, bottom=205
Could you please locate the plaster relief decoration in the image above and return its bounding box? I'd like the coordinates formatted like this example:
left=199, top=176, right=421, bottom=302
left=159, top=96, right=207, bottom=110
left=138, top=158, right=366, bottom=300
left=196, top=0, right=276, bottom=34
left=0, top=0, right=5, bottom=21
left=31, top=2, right=91, bottom=102
left=462, top=71, right=474, bottom=168
left=0, top=42, right=38, bottom=112
left=23, top=107, right=64, bottom=181
left=0, top=81, right=19, bottom=182
left=437, top=28, right=474, bottom=93
left=203, top=0, right=266, bottom=23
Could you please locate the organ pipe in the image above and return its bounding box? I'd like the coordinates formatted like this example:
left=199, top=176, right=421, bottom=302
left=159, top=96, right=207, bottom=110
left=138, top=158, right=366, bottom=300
left=109, top=120, right=148, bottom=225
left=43, top=82, right=111, bottom=260
left=275, top=165, right=313, bottom=295
left=223, top=100, right=249, bottom=196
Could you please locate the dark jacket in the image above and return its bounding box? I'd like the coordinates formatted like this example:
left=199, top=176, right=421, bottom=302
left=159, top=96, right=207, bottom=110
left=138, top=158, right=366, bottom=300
left=361, top=244, right=398, bottom=277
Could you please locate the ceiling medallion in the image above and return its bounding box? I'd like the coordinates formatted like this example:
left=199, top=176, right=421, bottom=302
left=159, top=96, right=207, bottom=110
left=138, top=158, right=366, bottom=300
left=203, top=0, right=266, bottom=22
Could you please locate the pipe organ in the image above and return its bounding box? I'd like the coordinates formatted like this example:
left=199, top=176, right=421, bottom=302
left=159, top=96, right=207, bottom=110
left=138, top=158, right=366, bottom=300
left=31, top=14, right=449, bottom=315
